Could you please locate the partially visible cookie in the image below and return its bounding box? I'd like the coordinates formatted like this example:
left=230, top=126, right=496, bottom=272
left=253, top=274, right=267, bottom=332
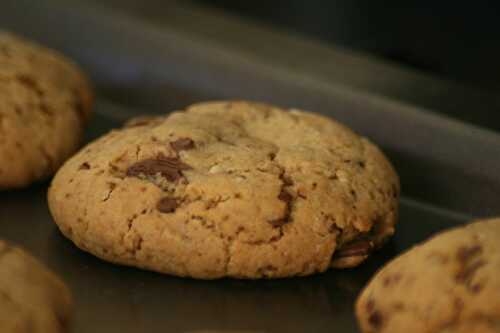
left=49, top=100, right=399, bottom=279
left=0, top=31, right=93, bottom=189
left=0, top=240, right=72, bottom=333
left=356, top=218, right=500, bottom=333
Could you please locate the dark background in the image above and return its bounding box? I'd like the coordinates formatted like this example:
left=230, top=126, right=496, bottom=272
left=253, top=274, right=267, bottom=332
left=88, top=0, right=500, bottom=131
left=194, top=1, right=500, bottom=93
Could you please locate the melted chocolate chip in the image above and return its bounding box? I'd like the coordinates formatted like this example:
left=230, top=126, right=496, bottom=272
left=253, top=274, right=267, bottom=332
left=282, top=175, right=294, bottom=186
left=269, top=189, right=293, bottom=227
left=79, top=162, right=90, bottom=170
left=278, top=189, right=293, bottom=202
left=456, top=245, right=482, bottom=263
left=470, top=284, right=483, bottom=293
left=382, top=273, right=402, bottom=287
left=39, top=103, right=52, bottom=116
left=127, top=155, right=191, bottom=182
left=455, top=260, right=485, bottom=283
left=334, top=239, right=374, bottom=258
left=170, top=138, right=195, bottom=152
left=17, top=74, right=43, bottom=97
left=157, top=197, right=178, bottom=213
left=393, top=302, right=405, bottom=311
left=17, top=75, right=36, bottom=88
left=454, top=244, right=486, bottom=292
left=269, top=218, right=286, bottom=227
left=368, top=310, right=384, bottom=329
left=366, top=299, right=375, bottom=312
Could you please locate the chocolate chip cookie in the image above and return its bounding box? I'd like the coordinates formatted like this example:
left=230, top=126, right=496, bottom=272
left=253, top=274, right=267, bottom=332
left=0, top=240, right=72, bottom=332
left=48, top=101, right=399, bottom=279
left=0, top=31, right=93, bottom=189
left=356, top=218, right=500, bottom=333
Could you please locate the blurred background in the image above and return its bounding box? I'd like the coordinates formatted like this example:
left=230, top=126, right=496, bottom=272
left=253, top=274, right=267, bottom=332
left=84, top=0, right=500, bottom=132
left=196, top=1, right=500, bottom=93
left=93, top=0, right=500, bottom=94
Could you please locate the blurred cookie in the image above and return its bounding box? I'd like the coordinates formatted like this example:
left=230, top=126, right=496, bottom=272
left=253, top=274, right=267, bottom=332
left=48, top=101, right=399, bottom=279
left=0, top=31, right=93, bottom=189
left=0, top=240, right=72, bottom=333
left=356, top=218, right=500, bottom=333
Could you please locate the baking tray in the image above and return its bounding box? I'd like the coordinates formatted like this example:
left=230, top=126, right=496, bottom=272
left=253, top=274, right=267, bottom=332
left=1, top=1, right=500, bottom=332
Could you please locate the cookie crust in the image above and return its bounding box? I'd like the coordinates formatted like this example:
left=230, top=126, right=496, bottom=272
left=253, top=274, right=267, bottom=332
left=49, top=101, right=399, bottom=279
left=0, top=31, right=93, bottom=189
left=0, top=240, right=72, bottom=333
left=356, top=218, right=500, bottom=333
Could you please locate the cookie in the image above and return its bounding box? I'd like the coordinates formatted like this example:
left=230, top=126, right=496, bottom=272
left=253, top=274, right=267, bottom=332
left=0, top=31, right=93, bottom=189
left=48, top=101, right=399, bottom=279
left=356, top=218, right=500, bottom=333
left=0, top=240, right=72, bottom=332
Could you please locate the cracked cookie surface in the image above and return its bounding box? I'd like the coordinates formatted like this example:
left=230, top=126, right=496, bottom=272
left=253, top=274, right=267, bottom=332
left=48, top=101, right=399, bottom=279
left=356, top=218, right=500, bottom=333
left=0, top=31, right=93, bottom=189
left=0, top=240, right=72, bottom=333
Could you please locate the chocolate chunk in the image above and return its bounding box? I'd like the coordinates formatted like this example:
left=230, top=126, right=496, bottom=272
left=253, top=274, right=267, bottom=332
left=17, top=75, right=36, bottom=88
left=127, top=155, right=191, bottom=182
left=470, top=284, right=483, bottom=293
left=269, top=219, right=285, bottom=227
left=456, top=245, right=482, bottom=263
left=282, top=175, right=294, bottom=186
left=454, top=245, right=486, bottom=292
left=278, top=189, right=293, bottom=202
left=39, top=103, right=53, bottom=116
left=334, top=239, right=374, bottom=258
left=157, top=197, right=178, bottom=214
left=383, top=273, right=402, bottom=287
left=17, top=74, right=43, bottom=97
left=170, top=138, right=195, bottom=152
left=368, top=310, right=384, bottom=329
left=393, top=302, right=404, bottom=311
left=269, top=189, right=293, bottom=227
left=455, top=260, right=485, bottom=283
left=366, top=299, right=375, bottom=312
left=79, top=162, right=90, bottom=170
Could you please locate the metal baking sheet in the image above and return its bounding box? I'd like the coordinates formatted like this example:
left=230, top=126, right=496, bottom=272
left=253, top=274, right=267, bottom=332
left=1, top=1, right=500, bottom=332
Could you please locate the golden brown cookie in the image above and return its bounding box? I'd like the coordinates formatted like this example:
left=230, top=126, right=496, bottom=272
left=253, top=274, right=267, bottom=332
left=0, top=31, right=93, bottom=189
left=0, top=240, right=72, bottom=333
left=356, top=218, right=500, bottom=333
left=48, top=101, right=399, bottom=279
